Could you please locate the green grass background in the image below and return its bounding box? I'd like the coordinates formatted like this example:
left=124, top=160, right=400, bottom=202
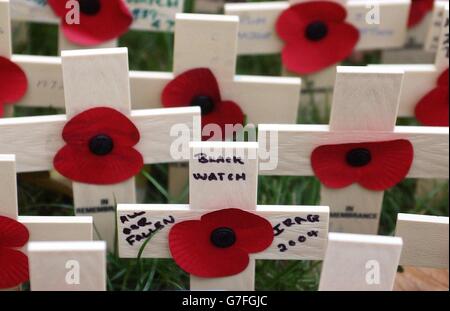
left=11, top=0, right=448, bottom=291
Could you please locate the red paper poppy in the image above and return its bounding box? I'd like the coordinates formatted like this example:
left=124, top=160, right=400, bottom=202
left=415, top=68, right=449, bottom=126
left=53, top=107, right=143, bottom=185
left=0, top=216, right=30, bottom=289
left=0, top=56, right=28, bottom=117
left=408, top=0, right=434, bottom=28
left=162, top=68, right=244, bottom=141
left=275, top=1, right=359, bottom=75
left=311, top=140, right=414, bottom=191
left=48, top=0, right=133, bottom=46
left=169, top=208, right=273, bottom=278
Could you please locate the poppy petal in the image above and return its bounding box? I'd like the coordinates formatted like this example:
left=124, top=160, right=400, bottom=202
left=201, top=209, right=274, bottom=253
left=62, top=107, right=140, bottom=146
left=312, top=140, right=414, bottom=191
left=415, top=69, right=449, bottom=126
left=408, top=0, right=434, bottom=28
left=276, top=1, right=347, bottom=42
left=281, top=22, right=359, bottom=75
left=415, top=86, right=449, bottom=126
left=162, top=68, right=222, bottom=108
left=49, top=0, right=132, bottom=46
left=0, top=56, right=28, bottom=114
left=0, top=216, right=29, bottom=248
left=53, top=144, right=143, bottom=184
left=201, top=101, right=245, bottom=141
left=0, top=247, right=29, bottom=289
left=169, top=220, right=249, bottom=278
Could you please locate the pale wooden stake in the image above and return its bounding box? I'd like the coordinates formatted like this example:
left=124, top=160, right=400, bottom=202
left=10, top=0, right=183, bottom=33
left=0, top=155, right=94, bottom=290
left=118, top=142, right=329, bottom=291
left=319, top=232, right=403, bottom=291
left=28, top=241, right=107, bottom=291
left=258, top=66, right=449, bottom=235
left=395, top=213, right=449, bottom=269
left=0, top=48, right=201, bottom=250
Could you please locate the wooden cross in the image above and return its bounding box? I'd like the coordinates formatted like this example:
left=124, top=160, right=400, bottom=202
left=0, top=154, right=94, bottom=290
left=27, top=241, right=107, bottom=291
left=10, top=13, right=302, bottom=127
left=225, top=0, right=411, bottom=88
left=382, top=0, right=448, bottom=64
left=0, top=48, right=200, bottom=249
left=10, top=0, right=184, bottom=51
left=371, top=2, right=449, bottom=119
left=395, top=213, right=449, bottom=269
left=258, top=66, right=449, bottom=235
left=117, top=142, right=330, bottom=291
left=318, top=232, right=403, bottom=291
left=0, top=0, right=16, bottom=116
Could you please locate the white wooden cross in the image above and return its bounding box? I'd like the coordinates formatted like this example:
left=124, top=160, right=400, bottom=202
left=395, top=213, right=449, bottom=269
left=10, top=0, right=185, bottom=51
left=318, top=232, right=403, bottom=291
left=117, top=142, right=330, bottom=291
left=27, top=241, right=107, bottom=291
left=370, top=2, right=449, bottom=120
left=258, top=66, right=449, bottom=235
left=0, top=154, right=94, bottom=290
left=225, top=0, right=411, bottom=88
left=0, top=48, right=200, bottom=249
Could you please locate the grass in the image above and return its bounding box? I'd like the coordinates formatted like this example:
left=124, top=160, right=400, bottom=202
left=11, top=0, right=449, bottom=291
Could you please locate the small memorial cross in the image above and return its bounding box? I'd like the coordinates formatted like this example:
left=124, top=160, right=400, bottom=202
left=117, top=142, right=330, bottom=291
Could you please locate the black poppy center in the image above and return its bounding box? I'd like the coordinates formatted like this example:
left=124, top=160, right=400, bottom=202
left=78, top=0, right=101, bottom=16
left=89, top=134, right=114, bottom=156
left=190, top=95, right=215, bottom=115
left=210, top=227, right=236, bottom=248
left=305, top=21, right=328, bottom=41
left=346, top=148, right=372, bottom=167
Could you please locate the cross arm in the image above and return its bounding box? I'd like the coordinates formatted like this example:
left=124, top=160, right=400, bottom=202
left=395, top=213, right=449, bottom=269
left=258, top=124, right=449, bottom=178
left=117, top=204, right=329, bottom=261
left=0, top=107, right=200, bottom=172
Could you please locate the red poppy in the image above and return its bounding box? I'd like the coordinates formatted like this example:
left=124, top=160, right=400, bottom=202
left=169, top=208, right=273, bottom=278
left=53, top=107, right=143, bottom=185
left=311, top=140, right=414, bottom=191
left=408, top=0, right=434, bottom=28
left=162, top=68, right=244, bottom=141
left=415, top=68, right=449, bottom=126
left=275, top=1, right=359, bottom=75
left=48, top=0, right=133, bottom=46
left=0, top=56, right=28, bottom=117
left=0, top=216, right=29, bottom=289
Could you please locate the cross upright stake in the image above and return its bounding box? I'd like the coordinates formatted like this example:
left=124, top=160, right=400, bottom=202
left=117, top=142, right=329, bottom=291
left=0, top=47, right=200, bottom=249
left=258, top=66, right=449, bottom=235
left=0, top=154, right=94, bottom=290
